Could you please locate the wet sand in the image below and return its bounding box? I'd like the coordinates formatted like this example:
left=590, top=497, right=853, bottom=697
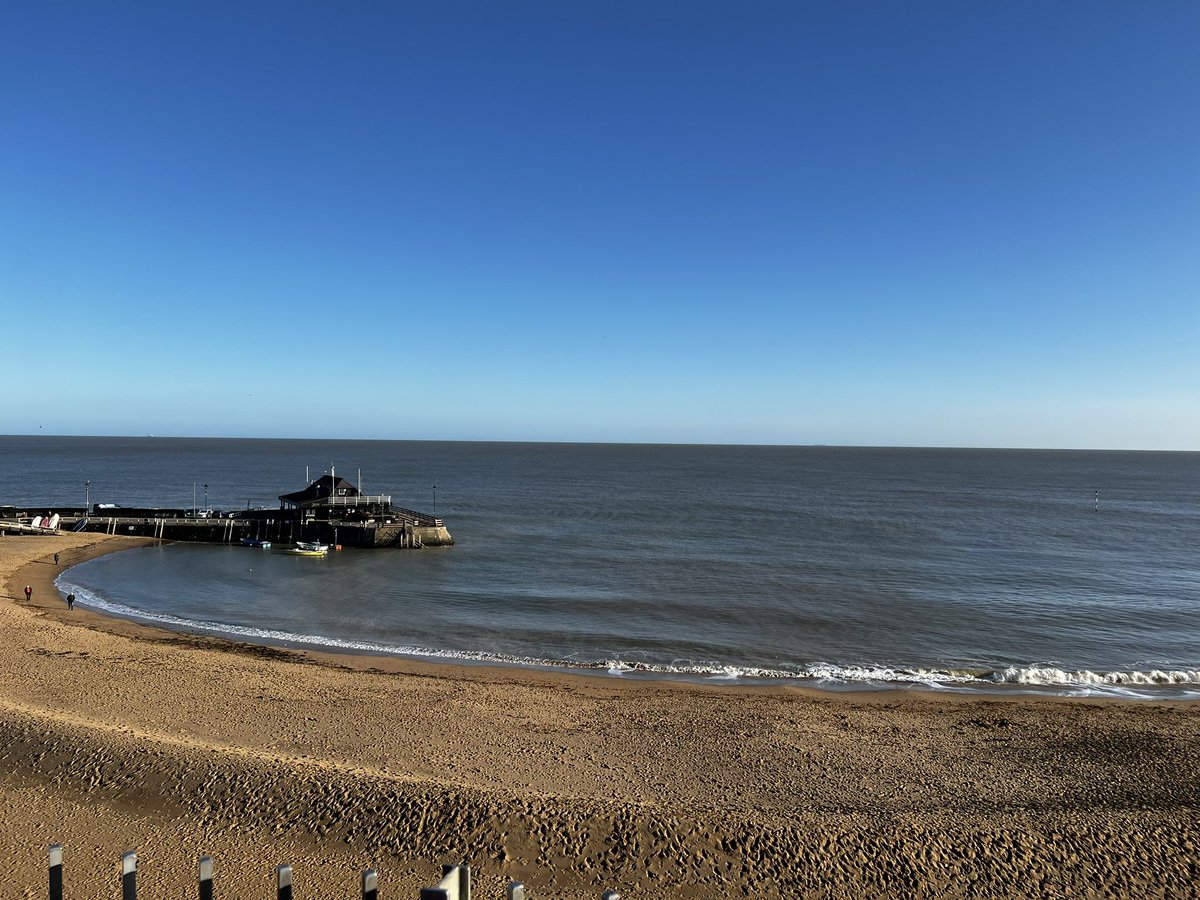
left=1, top=532, right=1197, bottom=898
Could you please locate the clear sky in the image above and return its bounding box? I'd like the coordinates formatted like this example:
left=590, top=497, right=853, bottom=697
left=2, top=1, right=1197, bottom=448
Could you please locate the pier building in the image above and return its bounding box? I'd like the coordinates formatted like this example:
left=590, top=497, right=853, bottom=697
left=0, top=475, right=453, bottom=548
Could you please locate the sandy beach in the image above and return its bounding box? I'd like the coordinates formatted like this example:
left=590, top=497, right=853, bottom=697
left=0, top=533, right=1197, bottom=898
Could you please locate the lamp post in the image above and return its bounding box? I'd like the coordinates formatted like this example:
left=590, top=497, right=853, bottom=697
left=84, top=481, right=90, bottom=515
left=432, top=484, right=437, bottom=516
left=204, top=484, right=208, bottom=515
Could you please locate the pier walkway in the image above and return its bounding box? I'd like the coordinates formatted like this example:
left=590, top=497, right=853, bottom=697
left=1, top=511, right=453, bottom=549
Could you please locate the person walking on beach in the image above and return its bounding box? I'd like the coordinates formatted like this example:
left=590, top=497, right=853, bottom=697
left=54, top=552, right=60, bottom=565
left=67, top=593, right=75, bottom=610
left=24, top=585, right=31, bottom=602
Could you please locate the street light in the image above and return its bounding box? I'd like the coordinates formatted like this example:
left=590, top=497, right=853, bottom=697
left=432, top=485, right=437, bottom=516
left=84, top=481, right=90, bottom=515
left=204, top=484, right=208, bottom=514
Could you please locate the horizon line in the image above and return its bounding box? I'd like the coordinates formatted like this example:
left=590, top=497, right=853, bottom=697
left=3, top=433, right=1197, bottom=454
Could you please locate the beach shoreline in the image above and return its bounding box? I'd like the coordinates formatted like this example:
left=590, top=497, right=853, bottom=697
left=2, top=532, right=1198, bottom=897
left=42, top=538, right=1195, bottom=701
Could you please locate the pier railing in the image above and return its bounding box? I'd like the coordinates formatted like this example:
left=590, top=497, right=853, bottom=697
left=309, top=493, right=393, bottom=509
left=44, top=846, right=620, bottom=899
left=389, top=505, right=444, bottom=527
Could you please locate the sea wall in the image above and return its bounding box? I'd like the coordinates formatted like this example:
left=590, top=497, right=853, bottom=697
left=367, top=524, right=454, bottom=548
left=414, top=524, right=454, bottom=547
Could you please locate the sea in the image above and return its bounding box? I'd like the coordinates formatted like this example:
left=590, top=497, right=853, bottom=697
left=3, top=436, right=1199, bottom=699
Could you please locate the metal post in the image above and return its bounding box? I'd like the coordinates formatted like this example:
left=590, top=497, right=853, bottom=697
left=601, top=893, right=621, bottom=900
left=49, top=845, right=64, bottom=900
left=506, top=883, right=526, bottom=900
left=433, top=485, right=437, bottom=515
left=362, top=869, right=378, bottom=900
left=122, top=852, right=138, bottom=900
left=199, top=856, right=214, bottom=900
left=85, top=481, right=90, bottom=515
left=276, top=864, right=293, bottom=900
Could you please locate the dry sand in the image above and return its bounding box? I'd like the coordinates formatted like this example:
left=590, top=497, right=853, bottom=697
left=0, top=532, right=1197, bottom=898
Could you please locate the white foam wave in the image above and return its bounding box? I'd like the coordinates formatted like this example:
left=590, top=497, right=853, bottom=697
left=55, top=578, right=1200, bottom=699
left=989, top=666, right=1200, bottom=686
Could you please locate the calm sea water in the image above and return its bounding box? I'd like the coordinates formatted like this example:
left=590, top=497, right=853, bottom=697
left=4, top=436, right=1199, bottom=698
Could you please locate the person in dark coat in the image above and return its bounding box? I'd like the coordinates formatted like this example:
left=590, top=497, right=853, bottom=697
left=24, top=585, right=32, bottom=601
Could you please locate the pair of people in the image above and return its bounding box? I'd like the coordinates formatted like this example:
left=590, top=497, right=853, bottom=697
left=21, top=585, right=75, bottom=609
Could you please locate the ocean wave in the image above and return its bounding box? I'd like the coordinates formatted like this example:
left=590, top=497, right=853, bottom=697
left=987, top=665, right=1200, bottom=686
left=56, top=577, right=1200, bottom=699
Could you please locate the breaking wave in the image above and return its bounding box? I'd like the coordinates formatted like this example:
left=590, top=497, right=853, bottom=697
left=58, top=578, right=1200, bottom=700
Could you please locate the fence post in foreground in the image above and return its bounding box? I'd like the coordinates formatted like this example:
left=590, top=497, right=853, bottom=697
left=419, top=863, right=469, bottom=900
left=506, top=882, right=526, bottom=900
left=362, top=869, right=378, bottom=900
left=48, top=845, right=64, bottom=900
left=121, top=852, right=138, bottom=900
left=452, top=863, right=470, bottom=900
left=277, top=863, right=293, bottom=900
left=198, top=856, right=214, bottom=900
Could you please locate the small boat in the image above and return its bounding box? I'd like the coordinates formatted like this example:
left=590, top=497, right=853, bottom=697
left=240, top=538, right=272, bottom=548
left=284, top=541, right=328, bottom=557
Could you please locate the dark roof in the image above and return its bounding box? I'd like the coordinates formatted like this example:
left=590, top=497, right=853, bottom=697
left=279, top=475, right=361, bottom=505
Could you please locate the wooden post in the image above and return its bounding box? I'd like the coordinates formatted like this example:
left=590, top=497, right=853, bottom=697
left=506, top=882, right=526, bottom=900
left=121, top=852, right=137, bottom=900
left=277, top=863, right=293, bottom=900
left=362, top=869, right=378, bottom=900
left=453, top=864, right=470, bottom=900
left=48, top=845, right=64, bottom=900
left=420, top=863, right=469, bottom=900
left=198, top=856, right=214, bottom=900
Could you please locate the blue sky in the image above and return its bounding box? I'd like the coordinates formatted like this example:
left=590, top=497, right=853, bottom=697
left=2, top=1, right=1197, bottom=448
